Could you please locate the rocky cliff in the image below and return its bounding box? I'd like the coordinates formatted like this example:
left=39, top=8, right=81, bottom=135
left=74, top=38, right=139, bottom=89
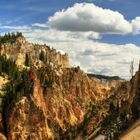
left=0, top=35, right=70, bottom=69
left=0, top=33, right=140, bottom=140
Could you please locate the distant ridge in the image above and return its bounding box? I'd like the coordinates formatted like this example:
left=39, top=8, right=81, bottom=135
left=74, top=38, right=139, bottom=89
left=87, top=73, right=122, bottom=80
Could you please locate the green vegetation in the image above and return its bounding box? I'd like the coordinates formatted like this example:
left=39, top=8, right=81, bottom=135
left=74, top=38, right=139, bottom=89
left=0, top=92, right=5, bottom=98
left=0, top=54, right=35, bottom=136
left=99, top=99, right=136, bottom=139
left=25, top=53, right=32, bottom=67
left=131, top=86, right=140, bottom=119
left=0, top=54, right=33, bottom=136
left=36, top=66, right=53, bottom=88
left=0, top=32, right=22, bottom=44
left=0, top=54, right=29, bottom=100
left=0, top=54, right=18, bottom=79
left=39, top=50, right=45, bottom=61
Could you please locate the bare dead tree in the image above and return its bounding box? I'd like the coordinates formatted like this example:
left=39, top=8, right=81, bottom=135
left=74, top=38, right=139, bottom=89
left=130, top=60, right=134, bottom=78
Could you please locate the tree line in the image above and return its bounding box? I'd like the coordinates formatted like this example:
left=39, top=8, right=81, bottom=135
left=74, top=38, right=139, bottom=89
left=0, top=32, right=23, bottom=44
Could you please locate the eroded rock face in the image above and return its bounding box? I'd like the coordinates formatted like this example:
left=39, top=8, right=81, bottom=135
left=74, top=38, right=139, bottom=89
left=7, top=97, right=53, bottom=140
left=5, top=67, right=134, bottom=140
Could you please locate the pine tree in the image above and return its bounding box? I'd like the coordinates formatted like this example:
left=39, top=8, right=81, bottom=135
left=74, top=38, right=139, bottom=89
left=25, top=53, right=30, bottom=66
left=39, top=50, right=45, bottom=61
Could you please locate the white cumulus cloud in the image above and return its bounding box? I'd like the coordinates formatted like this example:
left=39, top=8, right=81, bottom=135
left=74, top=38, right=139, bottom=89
left=47, top=3, right=132, bottom=34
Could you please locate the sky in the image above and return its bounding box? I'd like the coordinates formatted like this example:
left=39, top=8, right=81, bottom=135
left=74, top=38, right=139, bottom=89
left=0, top=0, right=140, bottom=79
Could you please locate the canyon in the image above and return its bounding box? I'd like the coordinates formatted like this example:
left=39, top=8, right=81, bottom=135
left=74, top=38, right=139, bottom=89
left=0, top=33, right=139, bottom=140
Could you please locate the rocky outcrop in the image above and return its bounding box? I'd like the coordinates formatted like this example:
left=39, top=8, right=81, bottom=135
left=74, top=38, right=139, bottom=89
left=0, top=36, right=70, bottom=69
left=7, top=97, right=53, bottom=140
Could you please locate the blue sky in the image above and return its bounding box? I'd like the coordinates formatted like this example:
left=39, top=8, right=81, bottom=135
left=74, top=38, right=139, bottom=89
left=0, top=0, right=140, bottom=79
left=0, top=0, right=140, bottom=45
